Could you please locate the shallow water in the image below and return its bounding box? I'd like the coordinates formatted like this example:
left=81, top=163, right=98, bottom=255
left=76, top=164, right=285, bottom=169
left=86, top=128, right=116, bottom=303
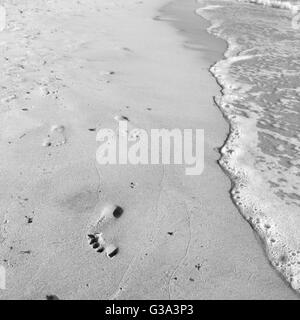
left=197, top=0, right=300, bottom=292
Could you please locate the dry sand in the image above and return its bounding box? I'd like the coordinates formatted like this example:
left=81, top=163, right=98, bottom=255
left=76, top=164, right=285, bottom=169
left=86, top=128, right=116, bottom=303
left=0, top=0, right=297, bottom=299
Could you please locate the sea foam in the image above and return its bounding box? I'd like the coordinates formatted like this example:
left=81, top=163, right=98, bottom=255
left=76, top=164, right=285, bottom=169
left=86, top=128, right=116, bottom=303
left=197, top=0, right=300, bottom=292
left=241, top=0, right=300, bottom=13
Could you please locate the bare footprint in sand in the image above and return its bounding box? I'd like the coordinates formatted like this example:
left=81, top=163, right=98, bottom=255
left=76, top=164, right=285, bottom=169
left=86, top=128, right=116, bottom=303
left=87, top=232, right=119, bottom=258
left=39, top=86, right=50, bottom=96
left=92, top=204, right=123, bottom=229
left=42, top=125, right=66, bottom=147
left=88, top=233, right=106, bottom=252
left=87, top=204, right=123, bottom=259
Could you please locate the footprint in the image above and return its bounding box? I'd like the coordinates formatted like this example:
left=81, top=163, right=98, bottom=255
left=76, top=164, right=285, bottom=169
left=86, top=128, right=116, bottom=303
left=87, top=233, right=106, bottom=253
left=42, top=125, right=66, bottom=147
left=87, top=232, right=118, bottom=258
left=105, top=244, right=119, bottom=258
left=95, top=204, right=123, bottom=228
left=87, top=204, right=123, bottom=259
left=39, top=86, right=50, bottom=96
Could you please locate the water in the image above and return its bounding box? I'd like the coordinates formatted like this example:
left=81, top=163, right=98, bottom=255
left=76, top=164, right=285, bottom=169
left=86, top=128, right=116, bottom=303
left=197, top=0, right=300, bottom=292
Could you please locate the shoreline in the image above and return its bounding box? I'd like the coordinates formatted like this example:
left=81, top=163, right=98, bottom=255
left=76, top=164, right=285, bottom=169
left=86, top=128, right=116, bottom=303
left=196, top=1, right=300, bottom=295
left=161, top=0, right=298, bottom=299
left=0, top=0, right=298, bottom=299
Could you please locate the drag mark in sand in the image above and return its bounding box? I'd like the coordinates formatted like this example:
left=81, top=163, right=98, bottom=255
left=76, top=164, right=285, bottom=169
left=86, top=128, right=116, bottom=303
left=108, top=254, right=138, bottom=300
left=167, top=202, right=192, bottom=300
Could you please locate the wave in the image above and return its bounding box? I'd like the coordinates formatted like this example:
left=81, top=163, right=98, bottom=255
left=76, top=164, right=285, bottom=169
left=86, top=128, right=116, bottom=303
left=240, top=0, right=300, bottom=13
left=197, top=1, right=300, bottom=293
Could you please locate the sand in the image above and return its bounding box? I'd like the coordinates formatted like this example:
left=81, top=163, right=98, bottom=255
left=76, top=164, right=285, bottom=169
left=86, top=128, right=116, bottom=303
left=0, top=0, right=297, bottom=299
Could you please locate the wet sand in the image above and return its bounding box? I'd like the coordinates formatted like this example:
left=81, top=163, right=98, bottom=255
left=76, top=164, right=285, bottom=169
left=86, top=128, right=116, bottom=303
left=0, top=0, right=297, bottom=299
